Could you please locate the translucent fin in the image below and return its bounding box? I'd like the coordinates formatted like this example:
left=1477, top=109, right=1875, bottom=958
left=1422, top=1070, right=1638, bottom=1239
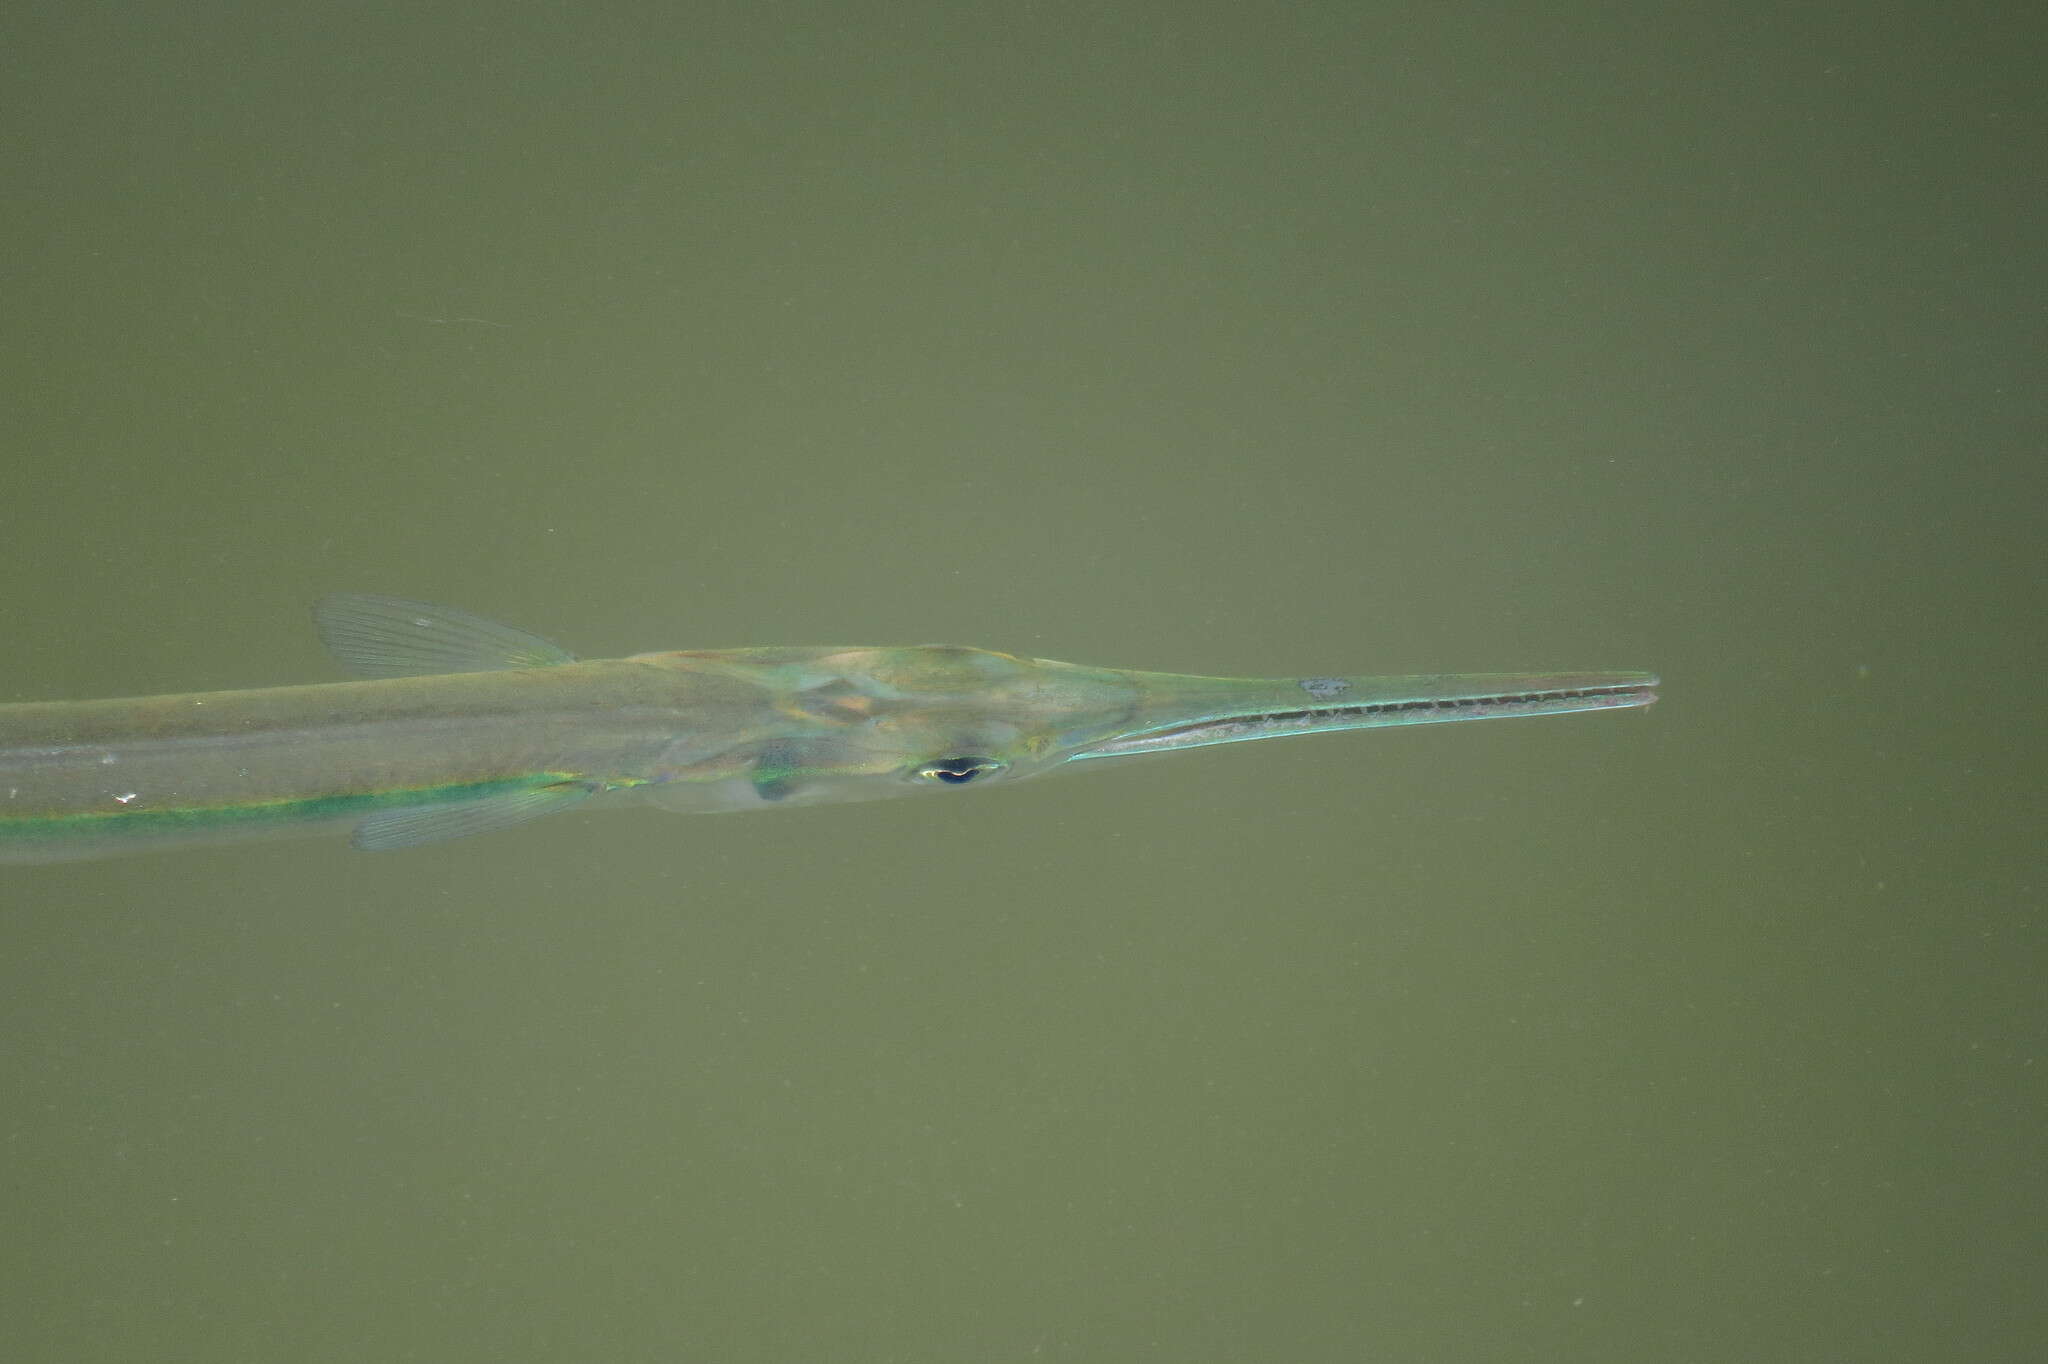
left=351, top=784, right=592, bottom=852
left=314, top=594, right=577, bottom=679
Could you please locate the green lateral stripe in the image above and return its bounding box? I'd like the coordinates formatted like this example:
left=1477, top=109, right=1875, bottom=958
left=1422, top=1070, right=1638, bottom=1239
left=0, top=776, right=566, bottom=848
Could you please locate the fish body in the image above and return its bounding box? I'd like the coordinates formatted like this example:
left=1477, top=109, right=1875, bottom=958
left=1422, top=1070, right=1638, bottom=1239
left=0, top=596, right=1657, bottom=863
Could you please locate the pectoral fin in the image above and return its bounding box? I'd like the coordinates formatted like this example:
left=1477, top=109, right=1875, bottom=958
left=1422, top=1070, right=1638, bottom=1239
left=749, top=742, right=808, bottom=802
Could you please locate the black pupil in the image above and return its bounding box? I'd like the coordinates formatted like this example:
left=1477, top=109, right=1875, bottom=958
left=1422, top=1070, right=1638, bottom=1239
left=928, top=758, right=987, bottom=784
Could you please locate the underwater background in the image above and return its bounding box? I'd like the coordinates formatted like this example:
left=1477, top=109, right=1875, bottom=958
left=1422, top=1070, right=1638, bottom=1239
left=3, top=2, right=2039, bottom=1360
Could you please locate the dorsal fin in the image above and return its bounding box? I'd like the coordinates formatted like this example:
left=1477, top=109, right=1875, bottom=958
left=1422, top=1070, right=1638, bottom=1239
left=313, top=594, right=576, bottom=679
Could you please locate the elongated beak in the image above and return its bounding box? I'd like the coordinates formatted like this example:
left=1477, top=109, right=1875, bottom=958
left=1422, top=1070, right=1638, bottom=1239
left=1068, top=670, right=1659, bottom=760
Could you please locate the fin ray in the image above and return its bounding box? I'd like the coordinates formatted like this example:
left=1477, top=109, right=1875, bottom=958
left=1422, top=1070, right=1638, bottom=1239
left=351, top=784, right=591, bottom=852
left=314, top=594, right=576, bottom=679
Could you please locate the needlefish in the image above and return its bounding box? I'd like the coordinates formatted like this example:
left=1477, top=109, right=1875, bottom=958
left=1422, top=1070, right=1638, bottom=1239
left=0, top=595, right=1658, bottom=863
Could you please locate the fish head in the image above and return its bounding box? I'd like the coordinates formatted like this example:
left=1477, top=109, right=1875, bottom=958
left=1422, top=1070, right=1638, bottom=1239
left=633, top=644, right=1657, bottom=812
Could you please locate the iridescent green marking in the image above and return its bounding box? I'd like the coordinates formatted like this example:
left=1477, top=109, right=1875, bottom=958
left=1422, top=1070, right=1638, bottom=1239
left=0, top=775, right=567, bottom=850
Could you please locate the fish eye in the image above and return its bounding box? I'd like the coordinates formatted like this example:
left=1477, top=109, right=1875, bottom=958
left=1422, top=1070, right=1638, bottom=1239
left=916, top=756, right=1004, bottom=785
